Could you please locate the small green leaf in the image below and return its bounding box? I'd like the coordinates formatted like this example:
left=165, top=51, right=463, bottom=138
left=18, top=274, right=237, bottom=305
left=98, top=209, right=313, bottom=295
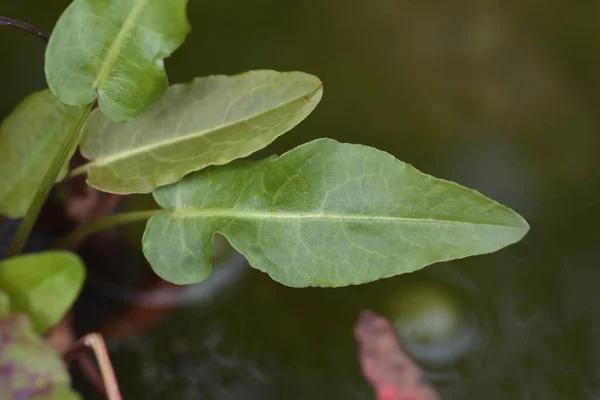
left=0, top=90, right=86, bottom=218
left=142, top=138, right=529, bottom=288
left=45, top=0, right=190, bottom=122
left=0, top=314, right=81, bottom=400
left=0, top=251, right=86, bottom=333
left=78, top=70, right=323, bottom=194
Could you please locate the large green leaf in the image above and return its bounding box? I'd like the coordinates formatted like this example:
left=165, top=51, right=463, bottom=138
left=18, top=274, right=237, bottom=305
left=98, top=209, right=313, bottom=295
left=0, top=251, right=86, bottom=333
left=0, top=90, right=85, bottom=218
left=45, top=0, right=190, bottom=122
left=0, top=314, right=81, bottom=400
left=78, top=70, right=323, bottom=194
left=142, top=138, right=529, bottom=287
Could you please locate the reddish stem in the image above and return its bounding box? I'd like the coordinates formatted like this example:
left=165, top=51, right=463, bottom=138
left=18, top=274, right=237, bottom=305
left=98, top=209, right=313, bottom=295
left=63, top=333, right=122, bottom=400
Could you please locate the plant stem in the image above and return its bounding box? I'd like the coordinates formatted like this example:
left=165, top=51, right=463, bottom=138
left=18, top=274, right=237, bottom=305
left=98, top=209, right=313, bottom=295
left=7, top=102, right=94, bottom=257
left=63, top=333, right=122, bottom=400
left=55, top=209, right=159, bottom=249
left=85, top=334, right=122, bottom=400
left=0, top=16, right=49, bottom=42
left=78, top=356, right=109, bottom=398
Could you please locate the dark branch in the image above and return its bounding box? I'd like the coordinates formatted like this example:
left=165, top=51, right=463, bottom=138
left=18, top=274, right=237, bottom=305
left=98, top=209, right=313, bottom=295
left=0, top=16, right=49, bottom=43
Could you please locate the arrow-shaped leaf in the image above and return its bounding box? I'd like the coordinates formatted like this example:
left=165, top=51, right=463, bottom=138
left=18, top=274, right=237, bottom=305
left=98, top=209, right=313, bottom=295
left=0, top=251, right=86, bottom=334
left=142, top=138, right=529, bottom=288
left=78, top=70, right=323, bottom=194
left=45, top=0, right=190, bottom=122
left=0, top=90, right=85, bottom=218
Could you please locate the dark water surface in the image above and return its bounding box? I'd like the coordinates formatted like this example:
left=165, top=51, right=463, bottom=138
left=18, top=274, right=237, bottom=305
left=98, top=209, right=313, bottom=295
left=1, top=1, right=599, bottom=399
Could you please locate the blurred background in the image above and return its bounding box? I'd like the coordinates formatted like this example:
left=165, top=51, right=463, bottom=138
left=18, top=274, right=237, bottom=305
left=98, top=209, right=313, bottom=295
left=1, top=0, right=600, bottom=399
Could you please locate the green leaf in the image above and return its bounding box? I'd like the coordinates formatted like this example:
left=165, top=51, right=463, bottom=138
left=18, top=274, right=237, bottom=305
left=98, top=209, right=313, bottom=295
left=0, top=90, right=86, bottom=218
left=78, top=70, right=323, bottom=194
left=45, top=0, right=190, bottom=122
left=142, top=138, right=529, bottom=288
left=0, top=291, right=9, bottom=318
left=0, top=314, right=81, bottom=400
left=0, top=251, right=86, bottom=333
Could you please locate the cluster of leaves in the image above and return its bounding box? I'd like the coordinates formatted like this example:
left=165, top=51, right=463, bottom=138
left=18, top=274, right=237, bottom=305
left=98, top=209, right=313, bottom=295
left=0, top=0, right=529, bottom=397
left=0, top=253, right=84, bottom=399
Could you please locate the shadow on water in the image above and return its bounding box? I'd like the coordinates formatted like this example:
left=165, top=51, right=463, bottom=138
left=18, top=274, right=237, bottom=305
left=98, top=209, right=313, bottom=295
left=2, top=0, right=600, bottom=399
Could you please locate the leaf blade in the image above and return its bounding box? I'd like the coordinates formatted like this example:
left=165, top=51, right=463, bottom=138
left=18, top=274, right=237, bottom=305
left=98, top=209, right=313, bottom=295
left=0, top=291, right=9, bottom=318
left=142, top=139, right=529, bottom=287
left=0, top=90, right=86, bottom=218
left=0, top=314, right=81, bottom=400
left=79, top=70, right=323, bottom=194
left=45, top=0, right=190, bottom=122
left=0, top=251, right=86, bottom=333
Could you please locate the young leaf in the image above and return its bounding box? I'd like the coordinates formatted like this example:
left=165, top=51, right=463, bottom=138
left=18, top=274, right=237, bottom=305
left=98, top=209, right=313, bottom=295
left=78, top=70, right=323, bottom=194
left=142, top=138, right=529, bottom=288
left=0, top=314, right=81, bottom=400
left=0, top=251, right=85, bottom=333
left=0, top=90, right=86, bottom=218
left=45, top=0, right=190, bottom=122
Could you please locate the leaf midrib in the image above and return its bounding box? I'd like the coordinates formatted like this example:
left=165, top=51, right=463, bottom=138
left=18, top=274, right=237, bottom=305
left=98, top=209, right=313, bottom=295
left=93, top=0, right=149, bottom=91
left=85, top=86, right=322, bottom=169
left=165, top=208, right=525, bottom=229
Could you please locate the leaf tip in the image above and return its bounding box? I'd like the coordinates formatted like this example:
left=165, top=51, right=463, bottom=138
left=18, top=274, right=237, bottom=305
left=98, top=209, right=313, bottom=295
left=514, top=213, right=531, bottom=239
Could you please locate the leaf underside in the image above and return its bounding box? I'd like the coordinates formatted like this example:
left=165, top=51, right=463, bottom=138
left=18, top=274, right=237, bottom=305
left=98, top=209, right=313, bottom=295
left=45, top=0, right=190, bottom=122
left=0, top=251, right=86, bottom=334
left=79, top=70, right=323, bottom=194
left=0, top=90, right=85, bottom=218
left=142, top=138, right=529, bottom=288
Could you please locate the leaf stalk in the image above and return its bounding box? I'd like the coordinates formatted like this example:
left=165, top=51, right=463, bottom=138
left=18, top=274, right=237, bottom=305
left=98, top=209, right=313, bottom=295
left=7, top=102, right=94, bottom=256
left=67, top=163, right=90, bottom=179
left=0, top=16, right=49, bottom=42
left=54, top=209, right=159, bottom=249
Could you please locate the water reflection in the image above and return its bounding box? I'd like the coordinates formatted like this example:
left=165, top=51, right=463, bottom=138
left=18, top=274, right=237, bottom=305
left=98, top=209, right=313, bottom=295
left=387, top=277, right=482, bottom=367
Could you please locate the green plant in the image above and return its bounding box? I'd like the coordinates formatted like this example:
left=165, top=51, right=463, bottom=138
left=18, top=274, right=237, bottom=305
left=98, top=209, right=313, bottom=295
left=0, top=0, right=529, bottom=397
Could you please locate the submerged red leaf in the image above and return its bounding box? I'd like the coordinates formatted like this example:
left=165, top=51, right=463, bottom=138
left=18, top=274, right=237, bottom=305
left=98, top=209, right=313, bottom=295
left=354, top=310, right=440, bottom=400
